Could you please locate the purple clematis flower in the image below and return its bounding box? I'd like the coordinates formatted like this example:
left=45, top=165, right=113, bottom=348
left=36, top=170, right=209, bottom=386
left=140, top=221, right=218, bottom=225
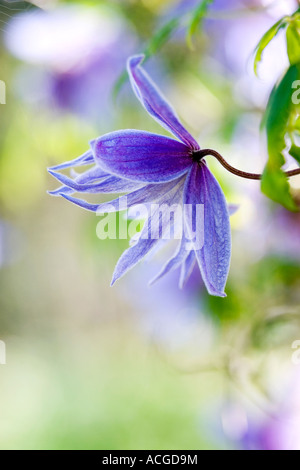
left=48, top=55, right=232, bottom=297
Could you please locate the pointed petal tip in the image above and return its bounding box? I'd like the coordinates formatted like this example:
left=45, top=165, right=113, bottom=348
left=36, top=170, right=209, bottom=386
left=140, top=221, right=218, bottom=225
left=110, top=274, right=119, bottom=287
left=48, top=164, right=67, bottom=171
left=208, top=289, right=227, bottom=298
left=48, top=166, right=61, bottom=174
left=47, top=190, right=61, bottom=197
left=147, top=278, right=157, bottom=288
left=127, top=54, right=145, bottom=69
left=48, top=165, right=61, bottom=171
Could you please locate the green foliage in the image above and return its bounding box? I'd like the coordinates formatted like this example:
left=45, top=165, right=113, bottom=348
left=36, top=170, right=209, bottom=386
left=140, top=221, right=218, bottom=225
left=187, top=0, right=214, bottom=48
left=294, top=115, right=300, bottom=131
left=254, top=9, right=300, bottom=210
left=254, top=18, right=288, bottom=76
left=144, top=17, right=180, bottom=59
left=264, top=65, right=298, bottom=159
left=254, top=9, right=300, bottom=74
left=261, top=165, right=297, bottom=212
left=262, top=64, right=300, bottom=211
left=113, top=17, right=180, bottom=100
left=286, top=20, right=300, bottom=65
left=114, top=1, right=215, bottom=98
left=289, top=144, right=300, bottom=164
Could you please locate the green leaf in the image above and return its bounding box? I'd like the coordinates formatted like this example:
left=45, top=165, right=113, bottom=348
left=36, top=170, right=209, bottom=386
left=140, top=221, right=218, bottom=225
left=261, top=165, right=298, bottom=212
left=144, top=17, right=180, bottom=59
left=254, top=17, right=288, bottom=76
left=187, top=0, right=214, bottom=49
left=265, top=65, right=299, bottom=157
left=286, top=20, right=300, bottom=65
left=294, top=115, right=300, bottom=131
left=289, top=144, right=300, bottom=164
left=262, top=64, right=300, bottom=211
left=113, top=17, right=180, bottom=99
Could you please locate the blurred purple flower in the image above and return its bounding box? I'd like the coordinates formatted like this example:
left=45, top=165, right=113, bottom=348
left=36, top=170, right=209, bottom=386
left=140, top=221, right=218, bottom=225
left=244, top=374, right=300, bottom=450
left=48, top=55, right=232, bottom=297
left=5, top=6, right=135, bottom=121
left=219, top=372, right=300, bottom=450
left=244, top=416, right=300, bottom=450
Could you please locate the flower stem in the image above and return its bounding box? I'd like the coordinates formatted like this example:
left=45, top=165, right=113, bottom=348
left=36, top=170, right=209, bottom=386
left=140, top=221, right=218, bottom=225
left=193, top=149, right=300, bottom=180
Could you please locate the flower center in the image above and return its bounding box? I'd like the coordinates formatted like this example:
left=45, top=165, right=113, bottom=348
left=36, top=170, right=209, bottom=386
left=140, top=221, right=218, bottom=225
left=192, top=149, right=210, bottom=163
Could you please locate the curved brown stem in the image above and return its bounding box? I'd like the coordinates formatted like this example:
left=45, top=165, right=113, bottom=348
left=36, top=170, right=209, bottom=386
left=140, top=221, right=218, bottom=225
left=193, top=149, right=300, bottom=180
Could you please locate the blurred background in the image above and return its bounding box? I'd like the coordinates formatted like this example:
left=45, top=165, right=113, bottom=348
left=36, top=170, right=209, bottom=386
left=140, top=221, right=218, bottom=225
left=0, top=0, right=300, bottom=450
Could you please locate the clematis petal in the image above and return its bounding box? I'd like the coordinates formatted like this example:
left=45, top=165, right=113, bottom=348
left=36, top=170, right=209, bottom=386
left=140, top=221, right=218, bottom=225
left=179, top=251, right=196, bottom=289
left=93, top=130, right=192, bottom=183
left=74, top=166, right=110, bottom=185
left=74, top=176, right=144, bottom=194
left=48, top=170, right=145, bottom=194
left=127, top=55, right=199, bottom=150
left=48, top=187, right=72, bottom=196
left=149, top=236, right=190, bottom=286
left=60, top=194, right=100, bottom=212
left=57, top=176, right=185, bottom=214
left=111, top=176, right=185, bottom=284
left=95, top=177, right=184, bottom=214
left=48, top=166, right=110, bottom=196
left=184, top=163, right=231, bottom=297
left=48, top=150, right=94, bottom=171
left=111, top=237, right=159, bottom=286
left=54, top=177, right=185, bottom=214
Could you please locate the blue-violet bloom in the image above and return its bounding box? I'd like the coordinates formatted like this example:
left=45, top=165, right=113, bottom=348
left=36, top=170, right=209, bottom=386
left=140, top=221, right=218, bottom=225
left=48, top=55, right=232, bottom=297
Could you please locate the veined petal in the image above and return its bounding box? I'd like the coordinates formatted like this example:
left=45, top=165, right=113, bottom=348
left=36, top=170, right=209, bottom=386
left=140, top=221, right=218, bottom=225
left=127, top=55, right=199, bottom=150
left=111, top=176, right=185, bottom=284
left=96, top=177, right=184, bottom=215
left=93, top=130, right=192, bottom=183
left=48, top=170, right=144, bottom=194
left=184, top=163, right=231, bottom=297
left=75, top=166, right=110, bottom=185
left=48, top=150, right=94, bottom=171
left=111, top=237, right=159, bottom=286
left=60, top=194, right=100, bottom=212
left=179, top=251, right=196, bottom=289
left=53, top=176, right=185, bottom=215
left=149, top=236, right=190, bottom=286
left=48, top=166, right=110, bottom=196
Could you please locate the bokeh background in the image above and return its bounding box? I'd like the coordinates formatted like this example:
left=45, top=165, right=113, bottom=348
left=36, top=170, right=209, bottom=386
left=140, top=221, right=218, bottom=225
left=0, top=0, right=300, bottom=450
